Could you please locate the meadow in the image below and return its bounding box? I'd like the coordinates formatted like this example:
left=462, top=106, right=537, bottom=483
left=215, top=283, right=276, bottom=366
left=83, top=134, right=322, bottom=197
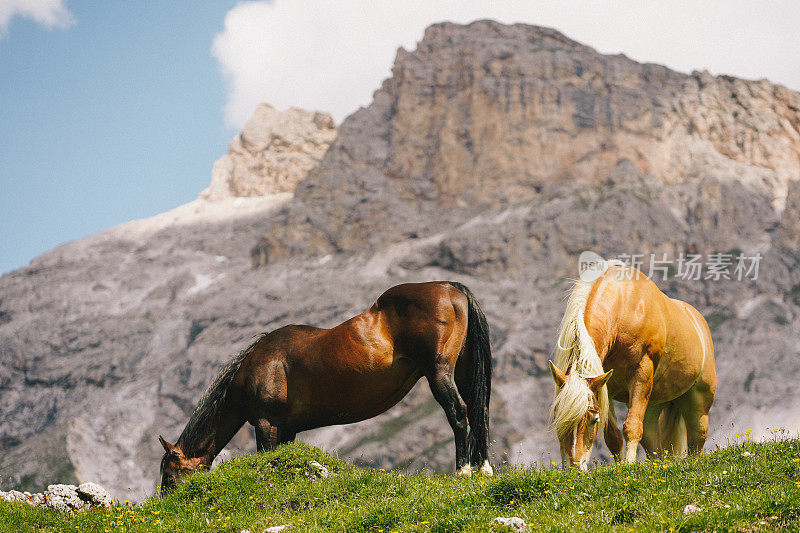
left=1, top=435, right=798, bottom=532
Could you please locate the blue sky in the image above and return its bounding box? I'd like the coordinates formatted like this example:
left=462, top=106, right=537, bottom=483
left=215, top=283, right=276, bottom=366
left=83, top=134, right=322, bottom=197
left=2, top=1, right=798, bottom=275
left=1, top=2, right=237, bottom=274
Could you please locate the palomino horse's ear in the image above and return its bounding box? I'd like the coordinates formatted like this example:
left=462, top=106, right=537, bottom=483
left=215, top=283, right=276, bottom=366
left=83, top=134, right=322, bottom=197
left=587, top=370, right=613, bottom=392
left=159, top=435, right=180, bottom=456
left=549, top=360, right=567, bottom=388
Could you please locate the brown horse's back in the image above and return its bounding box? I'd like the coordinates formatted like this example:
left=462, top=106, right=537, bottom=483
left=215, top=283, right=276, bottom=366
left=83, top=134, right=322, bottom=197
left=231, top=282, right=469, bottom=432
left=376, top=282, right=469, bottom=367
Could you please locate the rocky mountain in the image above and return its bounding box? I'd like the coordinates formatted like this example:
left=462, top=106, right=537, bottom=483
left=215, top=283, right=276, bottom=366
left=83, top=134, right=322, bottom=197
left=253, top=22, right=799, bottom=261
left=1, top=20, right=799, bottom=502
left=201, top=104, right=337, bottom=200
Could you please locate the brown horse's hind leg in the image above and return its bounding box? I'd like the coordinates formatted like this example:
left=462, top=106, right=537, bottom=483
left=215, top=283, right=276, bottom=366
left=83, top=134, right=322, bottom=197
left=454, top=356, right=488, bottom=472
left=427, top=366, right=470, bottom=474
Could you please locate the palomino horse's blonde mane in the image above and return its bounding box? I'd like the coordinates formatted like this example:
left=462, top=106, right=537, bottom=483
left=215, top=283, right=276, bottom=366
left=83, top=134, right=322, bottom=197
left=550, top=260, right=622, bottom=439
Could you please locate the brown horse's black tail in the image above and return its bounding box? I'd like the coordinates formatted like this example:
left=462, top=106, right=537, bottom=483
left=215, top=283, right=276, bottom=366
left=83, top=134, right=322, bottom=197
left=450, top=282, right=492, bottom=467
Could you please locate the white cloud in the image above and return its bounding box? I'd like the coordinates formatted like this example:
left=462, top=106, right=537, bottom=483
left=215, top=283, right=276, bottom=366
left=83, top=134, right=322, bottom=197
left=0, top=0, right=74, bottom=34
left=213, top=0, right=800, bottom=127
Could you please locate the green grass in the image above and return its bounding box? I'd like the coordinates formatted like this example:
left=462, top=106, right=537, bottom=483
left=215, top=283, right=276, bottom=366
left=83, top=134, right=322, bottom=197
left=2, top=437, right=800, bottom=532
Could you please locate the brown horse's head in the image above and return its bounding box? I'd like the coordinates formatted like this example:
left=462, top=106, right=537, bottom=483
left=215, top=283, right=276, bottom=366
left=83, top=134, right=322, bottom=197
left=158, top=436, right=206, bottom=492
left=549, top=361, right=612, bottom=470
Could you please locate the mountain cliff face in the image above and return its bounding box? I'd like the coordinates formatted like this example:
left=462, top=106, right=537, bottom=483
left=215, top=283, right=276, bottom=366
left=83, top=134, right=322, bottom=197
left=252, top=21, right=799, bottom=262
left=201, top=104, right=337, bottom=200
left=1, top=20, right=799, bottom=501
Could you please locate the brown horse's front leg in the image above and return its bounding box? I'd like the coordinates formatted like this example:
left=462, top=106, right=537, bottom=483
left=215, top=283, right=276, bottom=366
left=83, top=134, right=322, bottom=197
left=623, top=358, right=654, bottom=463
left=254, top=419, right=297, bottom=452
left=254, top=419, right=278, bottom=452
left=427, top=369, right=469, bottom=474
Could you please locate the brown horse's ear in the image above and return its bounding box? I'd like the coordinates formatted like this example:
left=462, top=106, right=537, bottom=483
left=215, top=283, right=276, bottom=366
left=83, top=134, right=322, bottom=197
left=587, top=370, right=613, bottom=392
left=159, top=435, right=181, bottom=456
left=549, top=360, right=567, bottom=388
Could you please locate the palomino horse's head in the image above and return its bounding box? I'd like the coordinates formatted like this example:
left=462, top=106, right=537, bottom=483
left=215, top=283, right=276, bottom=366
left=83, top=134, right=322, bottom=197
left=158, top=436, right=206, bottom=492
left=549, top=361, right=612, bottom=471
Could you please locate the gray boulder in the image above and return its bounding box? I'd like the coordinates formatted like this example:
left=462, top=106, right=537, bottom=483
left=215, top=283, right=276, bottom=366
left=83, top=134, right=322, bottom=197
left=77, top=482, right=113, bottom=509
left=44, top=484, right=86, bottom=512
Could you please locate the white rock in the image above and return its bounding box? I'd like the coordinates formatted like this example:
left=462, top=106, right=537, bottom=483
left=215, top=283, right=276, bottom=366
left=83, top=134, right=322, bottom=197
left=200, top=104, right=337, bottom=200
left=493, top=516, right=529, bottom=531
left=1, top=482, right=111, bottom=512
left=307, top=460, right=329, bottom=480
left=77, top=482, right=113, bottom=508
left=45, top=484, right=85, bottom=512
left=0, top=490, right=21, bottom=503
left=0, top=489, right=43, bottom=506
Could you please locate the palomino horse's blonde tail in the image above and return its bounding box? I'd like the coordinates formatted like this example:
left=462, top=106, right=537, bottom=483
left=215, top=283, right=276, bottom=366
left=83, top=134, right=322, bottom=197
left=551, top=260, right=621, bottom=439
left=659, top=403, right=688, bottom=457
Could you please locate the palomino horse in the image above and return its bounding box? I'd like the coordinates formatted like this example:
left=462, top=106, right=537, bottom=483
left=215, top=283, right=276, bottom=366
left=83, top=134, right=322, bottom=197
left=159, top=281, right=493, bottom=491
left=549, top=260, right=716, bottom=469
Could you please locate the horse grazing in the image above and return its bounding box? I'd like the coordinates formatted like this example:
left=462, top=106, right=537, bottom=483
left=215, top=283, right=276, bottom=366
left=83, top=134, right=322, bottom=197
left=549, top=260, right=716, bottom=469
left=159, top=281, right=493, bottom=491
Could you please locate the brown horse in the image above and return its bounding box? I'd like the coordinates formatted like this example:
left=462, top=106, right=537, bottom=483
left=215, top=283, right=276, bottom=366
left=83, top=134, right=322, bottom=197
left=159, top=281, right=493, bottom=491
left=549, top=260, right=716, bottom=469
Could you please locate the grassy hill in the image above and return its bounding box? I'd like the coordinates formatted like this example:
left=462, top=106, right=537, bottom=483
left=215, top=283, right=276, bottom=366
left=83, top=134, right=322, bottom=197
left=2, top=436, right=799, bottom=532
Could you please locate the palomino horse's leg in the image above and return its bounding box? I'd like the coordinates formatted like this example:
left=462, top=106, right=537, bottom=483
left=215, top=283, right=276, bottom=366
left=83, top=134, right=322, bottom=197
left=604, top=400, right=623, bottom=461
left=622, top=358, right=655, bottom=463
left=683, top=410, right=709, bottom=455
left=675, top=385, right=713, bottom=455
left=427, top=366, right=470, bottom=475
left=641, top=404, right=665, bottom=459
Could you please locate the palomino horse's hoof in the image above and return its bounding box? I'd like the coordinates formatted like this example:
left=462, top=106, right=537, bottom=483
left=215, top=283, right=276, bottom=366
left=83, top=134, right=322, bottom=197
left=455, top=465, right=473, bottom=477
left=478, top=460, right=494, bottom=476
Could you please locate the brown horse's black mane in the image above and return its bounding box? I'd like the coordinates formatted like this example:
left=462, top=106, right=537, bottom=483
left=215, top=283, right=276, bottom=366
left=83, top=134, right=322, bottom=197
left=176, top=334, right=266, bottom=455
